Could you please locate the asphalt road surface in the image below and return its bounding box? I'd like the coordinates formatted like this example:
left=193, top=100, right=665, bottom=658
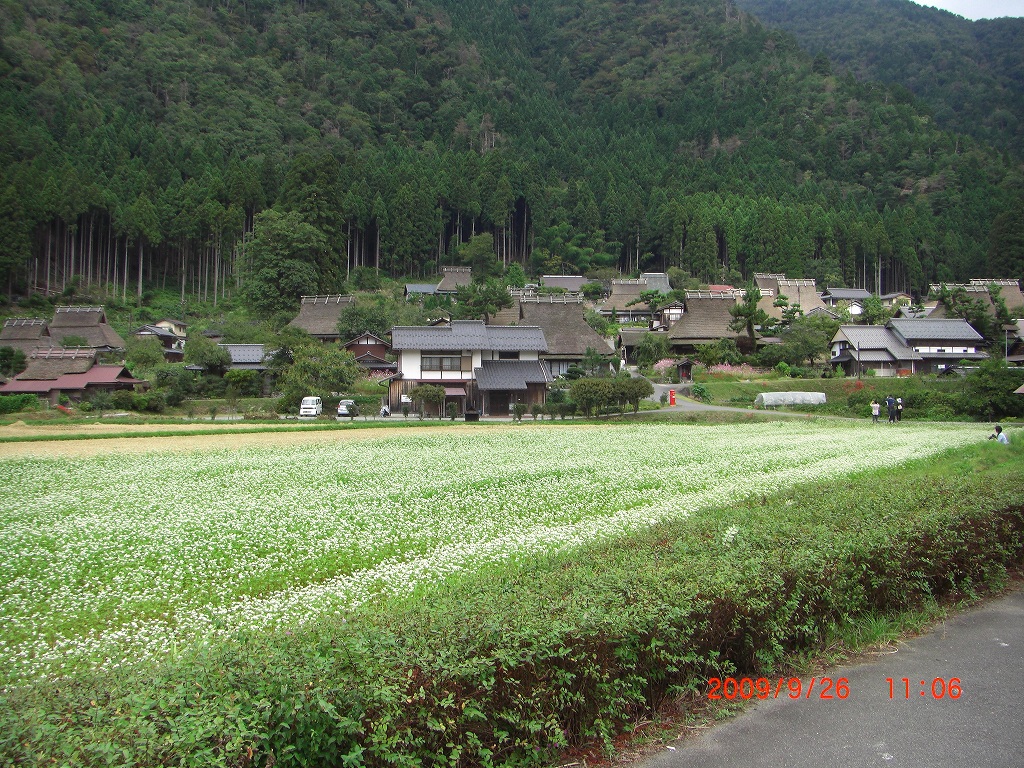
left=638, top=587, right=1024, bottom=768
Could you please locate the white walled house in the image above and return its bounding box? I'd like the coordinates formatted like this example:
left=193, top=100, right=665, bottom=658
left=388, top=320, right=551, bottom=416
left=830, top=318, right=987, bottom=377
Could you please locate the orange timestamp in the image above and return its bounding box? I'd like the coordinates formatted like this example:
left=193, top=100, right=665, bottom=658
left=707, top=676, right=850, bottom=701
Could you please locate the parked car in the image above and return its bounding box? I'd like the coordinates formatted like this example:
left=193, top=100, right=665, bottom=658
left=336, top=399, right=356, bottom=417
left=298, top=396, right=322, bottom=418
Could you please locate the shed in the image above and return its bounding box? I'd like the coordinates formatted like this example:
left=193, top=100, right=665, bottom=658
left=754, top=391, right=827, bottom=407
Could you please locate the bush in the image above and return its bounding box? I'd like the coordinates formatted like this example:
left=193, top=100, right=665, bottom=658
left=0, top=393, right=39, bottom=414
left=110, top=390, right=136, bottom=411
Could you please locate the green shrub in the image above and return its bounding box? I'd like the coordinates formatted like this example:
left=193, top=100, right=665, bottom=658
left=0, top=393, right=39, bottom=415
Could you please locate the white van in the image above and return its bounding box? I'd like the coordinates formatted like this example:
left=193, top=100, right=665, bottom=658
left=298, top=396, right=322, bottom=418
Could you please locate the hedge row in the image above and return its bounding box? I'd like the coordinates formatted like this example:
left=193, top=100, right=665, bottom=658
left=2, top=444, right=1022, bottom=767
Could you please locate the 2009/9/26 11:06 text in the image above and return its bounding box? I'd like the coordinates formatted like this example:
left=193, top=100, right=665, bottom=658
left=706, top=677, right=964, bottom=701
left=707, top=677, right=849, bottom=700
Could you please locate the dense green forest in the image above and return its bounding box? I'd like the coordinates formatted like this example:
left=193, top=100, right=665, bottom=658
left=733, top=0, right=1024, bottom=156
left=0, top=0, right=1021, bottom=315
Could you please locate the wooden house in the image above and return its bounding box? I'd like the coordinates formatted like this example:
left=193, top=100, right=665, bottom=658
left=343, top=332, right=396, bottom=374
left=0, top=348, right=144, bottom=405
left=388, top=320, right=550, bottom=416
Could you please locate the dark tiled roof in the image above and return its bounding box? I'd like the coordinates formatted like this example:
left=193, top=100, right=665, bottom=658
left=541, top=275, right=589, bottom=292
left=668, top=296, right=738, bottom=344
left=474, top=360, right=553, bottom=391
left=832, top=326, right=921, bottom=362
left=887, top=318, right=984, bottom=343
left=519, top=302, right=612, bottom=357
left=823, top=287, right=872, bottom=301
left=287, top=295, right=354, bottom=337
left=219, top=343, right=269, bottom=364
left=391, top=320, right=547, bottom=352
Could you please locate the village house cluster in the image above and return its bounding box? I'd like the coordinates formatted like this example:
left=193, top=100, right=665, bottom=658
left=2, top=269, right=1023, bottom=414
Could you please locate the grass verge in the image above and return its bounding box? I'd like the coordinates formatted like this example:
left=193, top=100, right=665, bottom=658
left=1, top=442, right=1022, bottom=767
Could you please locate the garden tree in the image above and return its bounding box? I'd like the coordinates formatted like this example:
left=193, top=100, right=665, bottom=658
left=0, top=347, right=27, bottom=378
left=124, top=336, right=166, bottom=374
left=223, top=369, right=263, bottom=398
left=265, top=326, right=316, bottom=371
left=242, top=210, right=326, bottom=317
left=568, top=376, right=609, bottom=417
left=728, top=286, right=769, bottom=349
left=182, top=334, right=232, bottom=376
left=693, top=338, right=743, bottom=367
left=623, top=376, right=654, bottom=412
left=936, top=285, right=995, bottom=341
left=453, top=279, right=513, bottom=323
left=961, top=359, right=1024, bottom=421
left=580, top=346, right=615, bottom=376
left=409, top=383, right=445, bottom=417
left=337, top=294, right=424, bottom=342
left=859, top=294, right=893, bottom=326
left=777, top=314, right=840, bottom=367
left=277, top=343, right=360, bottom=410
left=504, top=262, right=526, bottom=288
left=456, top=234, right=502, bottom=281
left=584, top=309, right=611, bottom=337
left=633, top=332, right=671, bottom=370
left=627, top=289, right=670, bottom=316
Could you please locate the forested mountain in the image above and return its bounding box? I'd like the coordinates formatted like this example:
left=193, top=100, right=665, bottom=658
left=732, top=0, right=1024, bottom=156
left=0, top=0, right=1021, bottom=316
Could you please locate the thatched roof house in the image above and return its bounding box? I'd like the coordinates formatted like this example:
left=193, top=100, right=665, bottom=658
left=668, top=293, right=740, bottom=353
left=287, top=295, right=355, bottom=342
left=49, top=307, right=126, bottom=352
left=0, top=318, right=56, bottom=355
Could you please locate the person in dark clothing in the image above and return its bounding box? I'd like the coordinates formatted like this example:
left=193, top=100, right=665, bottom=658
left=886, top=395, right=896, bottom=423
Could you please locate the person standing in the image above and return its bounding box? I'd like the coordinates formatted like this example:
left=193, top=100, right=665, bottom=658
left=886, top=395, right=896, bottom=423
left=896, top=397, right=903, bottom=422
left=870, top=399, right=880, bottom=424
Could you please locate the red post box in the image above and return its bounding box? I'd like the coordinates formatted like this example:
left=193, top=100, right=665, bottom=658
left=669, top=389, right=676, bottom=406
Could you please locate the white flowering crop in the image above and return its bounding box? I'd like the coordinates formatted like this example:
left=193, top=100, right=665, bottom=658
left=0, top=421, right=986, bottom=683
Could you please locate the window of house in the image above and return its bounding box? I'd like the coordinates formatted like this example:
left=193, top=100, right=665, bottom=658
left=421, top=353, right=462, bottom=371
left=498, top=351, right=519, bottom=360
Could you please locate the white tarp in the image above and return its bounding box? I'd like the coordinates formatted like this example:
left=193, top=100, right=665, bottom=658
left=754, top=391, right=827, bottom=407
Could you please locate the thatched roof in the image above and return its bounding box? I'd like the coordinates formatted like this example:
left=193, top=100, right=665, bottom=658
left=0, top=318, right=56, bottom=354
left=668, top=295, right=739, bottom=347
left=287, top=295, right=355, bottom=338
left=972, top=279, right=1024, bottom=312
left=17, top=348, right=97, bottom=380
left=518, top=301, right=613, bottom=358
left=49, top=307, right=126, bottom=350
left=435, top=267, right=473, bottom=293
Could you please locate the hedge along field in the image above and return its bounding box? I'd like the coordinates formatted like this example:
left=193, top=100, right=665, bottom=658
left=1, top=422, right=1022, bottom=766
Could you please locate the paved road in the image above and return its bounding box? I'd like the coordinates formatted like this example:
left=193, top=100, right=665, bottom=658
left=638, top=587, right=1024, bottom=768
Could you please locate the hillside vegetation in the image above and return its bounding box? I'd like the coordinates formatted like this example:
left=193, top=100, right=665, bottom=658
left=733, top=0, right=1024, bottom=156
left=0, top=0, right=1021, bottom=315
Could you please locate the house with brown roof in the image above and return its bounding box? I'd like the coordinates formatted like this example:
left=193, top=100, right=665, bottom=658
left=0, top=318, right=56, bottom=355
left=287, top=295, right=355, bottom=342
left=0, top=348, right=145, bottom=405
left=388, top=320, right=550, bottom=416
left=666, top=292, right=741, bottom=354
left=343, top=332, right=396, bottom=374
left=434, top=266, right=473, bottom=295
left=598, top=273, right=673, bottom=322
left=49, top=307, right=126, bottom=352
left=971, top=279, right=1024, bottom=314
left=511, top=296, right=614, bottom=378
